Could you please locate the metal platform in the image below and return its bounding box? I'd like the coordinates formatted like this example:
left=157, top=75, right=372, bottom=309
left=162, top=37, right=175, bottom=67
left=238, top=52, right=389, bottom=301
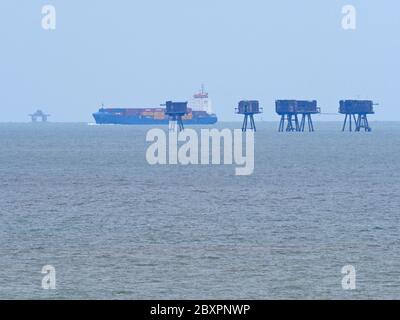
left=339, top=100, right=375, bottom=132
left=276, top=100, right=320, bottom=132
left=235, top=100, right=263, bottom=132
left=29, top=110, right=50, bottom=122
left=165, top=101, right=188, bottom=132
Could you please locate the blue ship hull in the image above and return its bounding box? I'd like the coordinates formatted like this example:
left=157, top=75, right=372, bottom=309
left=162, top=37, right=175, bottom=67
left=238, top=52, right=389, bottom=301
left=93, top=112, right=218, bottom=125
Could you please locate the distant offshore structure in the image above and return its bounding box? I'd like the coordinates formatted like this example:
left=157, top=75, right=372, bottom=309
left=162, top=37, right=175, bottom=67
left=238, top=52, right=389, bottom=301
left=29, top=110, right=50, bottom=122
left=165, top=101, right=188, bottom=132
left=339, top=100, right=376, bottom=132
left=235, top=100, right=263, bottom=132
left=275, top=100, right=320, bottom=132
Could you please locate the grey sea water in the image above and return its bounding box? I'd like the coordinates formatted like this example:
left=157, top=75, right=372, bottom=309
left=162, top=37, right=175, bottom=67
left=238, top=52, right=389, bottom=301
left=1, top=122, right=400, bottom=299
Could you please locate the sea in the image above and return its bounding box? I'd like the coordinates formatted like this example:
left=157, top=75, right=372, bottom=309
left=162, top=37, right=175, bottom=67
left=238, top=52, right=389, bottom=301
left=1, top=121, right=400, bottom=299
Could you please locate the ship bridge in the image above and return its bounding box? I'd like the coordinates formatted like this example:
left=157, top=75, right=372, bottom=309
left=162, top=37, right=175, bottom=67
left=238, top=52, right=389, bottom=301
left=188, top=85, right=213, bottom=114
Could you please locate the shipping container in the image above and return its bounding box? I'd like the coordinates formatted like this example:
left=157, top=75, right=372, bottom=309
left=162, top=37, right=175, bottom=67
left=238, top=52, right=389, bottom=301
left=104, top=108, right=127, bottom=114
left=154, top=112, right=165, bottom=120
left=125, top=109, right=144, bottom=116
left=183, top=112, right=193, bottom=120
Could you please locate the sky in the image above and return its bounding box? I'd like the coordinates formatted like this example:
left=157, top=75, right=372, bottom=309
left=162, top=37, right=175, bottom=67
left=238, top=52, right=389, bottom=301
left=0, top=0, right=399, bottom=122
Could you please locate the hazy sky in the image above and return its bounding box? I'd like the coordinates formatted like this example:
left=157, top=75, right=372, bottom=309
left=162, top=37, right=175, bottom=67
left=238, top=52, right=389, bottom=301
left=0, top=0, right=399, bottom=122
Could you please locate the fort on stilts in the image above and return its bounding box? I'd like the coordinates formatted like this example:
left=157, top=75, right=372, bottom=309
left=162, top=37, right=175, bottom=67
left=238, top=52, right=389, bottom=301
left=165, top=101, right=188, bottom=132
left=235, top=100, right=263, bottom=132
left=339, top=100, right=375, bottom=132
left=29, top=110, right=50, bottom=122
left=276, top=100, right=320, bottom=132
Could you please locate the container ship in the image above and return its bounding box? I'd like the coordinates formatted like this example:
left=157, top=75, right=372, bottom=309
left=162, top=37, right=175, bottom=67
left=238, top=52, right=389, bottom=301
left=93, top=87, right=218, bottom=125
